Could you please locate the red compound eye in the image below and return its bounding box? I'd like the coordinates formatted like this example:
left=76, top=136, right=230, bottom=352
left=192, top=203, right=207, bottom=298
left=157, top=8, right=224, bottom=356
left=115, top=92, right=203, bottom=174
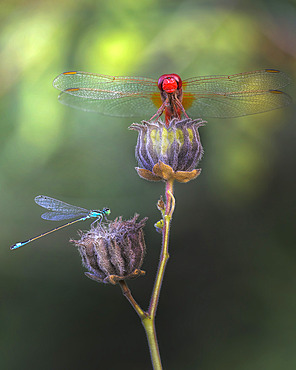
left=162, top=77, right=178, bottom=93
left=158, top=74, right=182, bottom=93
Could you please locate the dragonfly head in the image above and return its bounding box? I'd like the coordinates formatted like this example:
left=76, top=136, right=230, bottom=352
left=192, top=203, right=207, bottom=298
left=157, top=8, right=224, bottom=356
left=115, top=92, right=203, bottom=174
left=103, top=207, right=111, bottom=216
left=158, top=74, right=182, bottom=94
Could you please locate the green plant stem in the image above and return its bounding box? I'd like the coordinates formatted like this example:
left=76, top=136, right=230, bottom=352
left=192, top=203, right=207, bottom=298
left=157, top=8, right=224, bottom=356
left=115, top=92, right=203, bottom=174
left=142, top=317, right=162, bottom=370
left=149, top=179, right=174, bottom=317
left=119, top=280, right=162, bottom=370
left=119, top=179, right=175, bottom=370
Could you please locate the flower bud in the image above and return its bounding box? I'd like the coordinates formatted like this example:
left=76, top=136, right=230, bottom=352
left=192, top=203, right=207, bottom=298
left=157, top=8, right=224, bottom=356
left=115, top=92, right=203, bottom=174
left=129, top=118, right=205, bottom=183
left=71, top=215, right=147, bottom=285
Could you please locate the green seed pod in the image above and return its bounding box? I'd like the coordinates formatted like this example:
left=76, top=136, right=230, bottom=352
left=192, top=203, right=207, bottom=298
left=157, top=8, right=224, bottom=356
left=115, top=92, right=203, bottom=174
left=130, top=118, right=205, bottom=182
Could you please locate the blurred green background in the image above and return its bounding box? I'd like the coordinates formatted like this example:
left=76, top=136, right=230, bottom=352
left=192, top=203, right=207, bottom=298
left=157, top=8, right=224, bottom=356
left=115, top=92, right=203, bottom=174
left=1, top=0, right=296, bottom=369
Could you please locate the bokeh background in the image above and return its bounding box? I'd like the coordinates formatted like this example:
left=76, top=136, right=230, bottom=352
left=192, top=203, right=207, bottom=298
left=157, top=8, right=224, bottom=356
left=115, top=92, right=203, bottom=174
left=1, top=0, right=296, bottom=369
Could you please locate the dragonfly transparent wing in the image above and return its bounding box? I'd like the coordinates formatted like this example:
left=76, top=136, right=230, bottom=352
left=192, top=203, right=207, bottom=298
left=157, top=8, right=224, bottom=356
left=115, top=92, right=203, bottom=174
left=53, top=71, right=160, bottom=116
left=53, top=71, right=158, bottom=93
left=35, top=195, right=89, bottom=214
left=56, top=91, right=161, bottom=116
left=40, top=211, right=89, bottom=221
left=183, top=69, right=291, bottom=93
left=182, top=69, right=291, bottom=118
left=183, top=90, right=292, bottom=118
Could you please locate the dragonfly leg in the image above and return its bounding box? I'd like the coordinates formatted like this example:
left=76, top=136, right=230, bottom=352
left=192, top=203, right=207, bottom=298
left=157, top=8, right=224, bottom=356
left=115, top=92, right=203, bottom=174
left=175, top=97, right=190, bottom=118
left=90, top=216, right=103, bottom=227
left=149, top=102, right=166, bottom=122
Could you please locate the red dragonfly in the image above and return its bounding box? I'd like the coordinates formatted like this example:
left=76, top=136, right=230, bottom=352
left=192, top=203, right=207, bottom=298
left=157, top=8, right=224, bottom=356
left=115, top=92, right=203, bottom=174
left=53, top=69, right=291, bottom=126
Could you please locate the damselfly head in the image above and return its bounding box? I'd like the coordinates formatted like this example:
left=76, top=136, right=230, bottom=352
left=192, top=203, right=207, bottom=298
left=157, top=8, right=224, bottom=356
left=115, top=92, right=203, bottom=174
left=103, top=208, right=111, bottom=216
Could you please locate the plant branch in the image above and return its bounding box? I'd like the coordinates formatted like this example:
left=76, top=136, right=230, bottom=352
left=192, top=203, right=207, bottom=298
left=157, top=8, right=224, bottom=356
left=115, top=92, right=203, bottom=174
left=118, top=280, right=146, bottom=319
left=149, top=179, right=174, bottom=318
left=119, top=280, right=162, bottom=369
left=119, top=179, right=175, bottom=369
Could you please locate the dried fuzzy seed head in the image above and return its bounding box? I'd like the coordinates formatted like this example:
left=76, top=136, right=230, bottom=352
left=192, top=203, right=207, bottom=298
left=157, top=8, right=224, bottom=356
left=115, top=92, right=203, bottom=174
left=129, top=118, right=205, bottom=183
left=71, top=215, right=147, bottom=285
